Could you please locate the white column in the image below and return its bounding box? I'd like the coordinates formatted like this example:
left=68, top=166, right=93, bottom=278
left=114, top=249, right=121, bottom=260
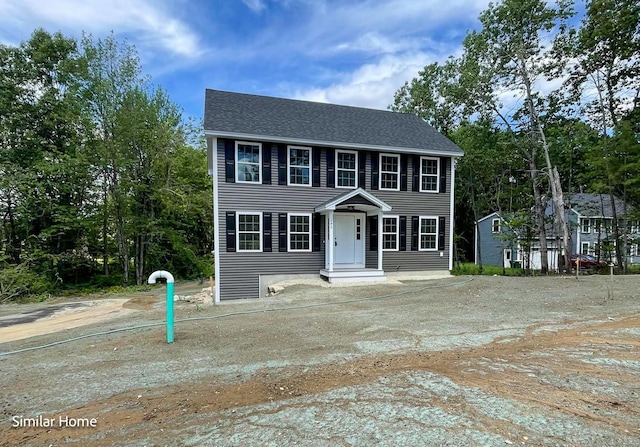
left=328, top=211, right=335, bottom=272
left=377, top=210, right=383, bottom=271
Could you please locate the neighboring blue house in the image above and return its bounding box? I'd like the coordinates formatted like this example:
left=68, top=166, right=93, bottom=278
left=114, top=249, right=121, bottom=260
left=476, top=193, right=640, bottom=270
left=205, top=90, right=464, bottom=301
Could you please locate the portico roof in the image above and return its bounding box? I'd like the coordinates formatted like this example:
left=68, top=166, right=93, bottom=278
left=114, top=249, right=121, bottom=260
left=314, top=188, right=392, bottom=213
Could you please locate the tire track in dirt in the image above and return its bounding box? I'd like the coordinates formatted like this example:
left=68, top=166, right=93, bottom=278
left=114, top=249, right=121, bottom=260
left=3, top=313, right=639, bottom=446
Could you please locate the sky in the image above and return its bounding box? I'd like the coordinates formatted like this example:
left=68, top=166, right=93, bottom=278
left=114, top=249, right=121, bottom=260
left=0, top=0, right=496, bottom=120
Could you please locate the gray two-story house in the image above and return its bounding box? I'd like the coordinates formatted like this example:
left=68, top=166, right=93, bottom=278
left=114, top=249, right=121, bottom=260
left=205, top=90, right=464, bottom=301
left=476, top=193, right=640, bottom=270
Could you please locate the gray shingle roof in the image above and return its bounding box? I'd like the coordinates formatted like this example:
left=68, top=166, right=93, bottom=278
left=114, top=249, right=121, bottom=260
left=204, top=89, right=464, bottom=155
left=567, top=193, right=629, bottom=217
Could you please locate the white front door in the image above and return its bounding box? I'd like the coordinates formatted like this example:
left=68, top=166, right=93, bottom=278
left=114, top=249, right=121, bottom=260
left=334, top=213, right=365, bottom=268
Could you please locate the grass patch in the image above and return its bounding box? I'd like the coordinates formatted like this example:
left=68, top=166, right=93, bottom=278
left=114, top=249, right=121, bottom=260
left=451, top=262, right=525, bottom=276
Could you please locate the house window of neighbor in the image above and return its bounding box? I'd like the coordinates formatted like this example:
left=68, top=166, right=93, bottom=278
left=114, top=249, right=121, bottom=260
left=288, top=213, right=311, bottom=251
left=420, top=157, right=439, bottom=192
left=419, top=216, right=438, bottom=251
left=581, top=242, right=590, bottom=255
left=382, top=216, right=399, bottom=251
left=337, top=150, right=357, bottom=188
left=237, top=213, right=262, bottom=251
left=236, top=142, right=261, bottom=183
left=492, top=218, right=500, bottom=233
left=380, top=154, right=399, bottom=190
left=581, top=218, right=591, bottom=233
left=288, top=146, right=311, bottom=186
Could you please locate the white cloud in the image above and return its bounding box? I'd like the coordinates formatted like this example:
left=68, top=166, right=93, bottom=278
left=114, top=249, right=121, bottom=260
left=241, top=0, right=267, bottom=13
left=293, top=52, right=436, bottom=110
left=0, top=0, right=201, bottom=58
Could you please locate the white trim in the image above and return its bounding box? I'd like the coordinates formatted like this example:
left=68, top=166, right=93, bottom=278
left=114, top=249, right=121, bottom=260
left=236, top=211, right=263, bottom=252
left=328, top=211, right=335, bottom=271
left=235, top=141, right=262, bottom=184
left=581, top=241, right=590, bottom=255
left=379, top=153, right=400, bottom=191
left=211, top=137, right=221, bottom=304
left=287, top=145, right=312, bottom=187
left=418, top=216, right=438, bottom=251
left=477, top=211, right=500, bottom=224
left=449, top=158, right=456, bottom=270
left=419, top=156, right=439, bottom=193
left=336, top=149, right=358, bottom=189
left=204, top=130, right=464, bottom=157
left=287, top=212, right=312, bottom=252
left=382, top=215, right=400, bottom=251
left=491, top=218, right=501, bottom=234
left=377, top=211, right=383, bottom=270
left=580, top=217, right=591, bottom=233
left=314, top=187, right=392, bottom=213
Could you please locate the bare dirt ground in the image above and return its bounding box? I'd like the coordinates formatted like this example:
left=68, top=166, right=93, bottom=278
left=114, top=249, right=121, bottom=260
left=0, top=275, right=639, bottom=446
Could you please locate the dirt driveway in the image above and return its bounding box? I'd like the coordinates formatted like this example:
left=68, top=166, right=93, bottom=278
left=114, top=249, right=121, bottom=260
left=1, top=275, right=639, bottom=446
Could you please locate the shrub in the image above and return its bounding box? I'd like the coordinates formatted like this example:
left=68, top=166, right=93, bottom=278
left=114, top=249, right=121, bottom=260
left=0, top=263, right=51, bottom=302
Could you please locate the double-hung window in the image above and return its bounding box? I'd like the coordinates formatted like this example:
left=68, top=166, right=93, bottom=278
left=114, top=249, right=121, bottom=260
left=419, top=216, right=438, bottom=251
left=336, top=150, right=357, bottom=188
left=380, top=154, right=399, bottom=190
left=491, top=218, right=500, bottom=233
left=236, top=142, right=261, bottom=183
left=237, top=212, right=262, bottom=251
left=288, top=146, right=311, bottom=186
left=581, top=218, right=590, bottom=233
left=420, top=156, right=439, bottom=192
left=288, top=213, right=311, bottom=252
left=581, top=242, right=590, bottom=255
left=382, top=216, right=399, bottom=251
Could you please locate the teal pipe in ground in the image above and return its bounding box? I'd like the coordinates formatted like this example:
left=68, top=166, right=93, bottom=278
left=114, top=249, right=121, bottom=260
left=147, top=270, right=175, bottom=344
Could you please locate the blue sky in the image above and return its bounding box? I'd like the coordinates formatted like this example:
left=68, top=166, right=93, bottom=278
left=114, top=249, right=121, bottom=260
left=0, top=0, right=494, bottom=120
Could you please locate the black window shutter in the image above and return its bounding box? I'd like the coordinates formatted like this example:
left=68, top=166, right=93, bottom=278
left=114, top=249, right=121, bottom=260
left=278, top=213, right=287, bottom=252
left=262, top=144, right=272, bottom=185
left=278, top=145, right=287, bottom=185
left=263, top=212, right=272, bottom=252
left=399, top=216, right=407, bottom=251
left=400, top=154, right=408, bottom=191
left=438, top=216, right=446, bottom=251
left=371, top=153, right=379, bottom=190
left=411, top=216, right=419, bottom=251
left=225, top=140, right=235, bottom=183
left=440, top=157, right=448, bottom=193
left=326, top=148, right=335, bottom=188
left=358, top=151, right=366, bottom=189
left=312, top=213, right=321, bottom=251
left=369, top=216, right=378, bottom=251
left=412, top=155, right=419, bottom=191
left=226, top=211, right=236, bottom=252
left=312, top=148, right=321, bottom=187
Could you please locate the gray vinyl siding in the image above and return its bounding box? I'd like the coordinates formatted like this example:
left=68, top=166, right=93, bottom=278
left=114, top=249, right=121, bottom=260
left=215, top=137, right=453, bottom=299
left=477, top=215, right=505, bottom=267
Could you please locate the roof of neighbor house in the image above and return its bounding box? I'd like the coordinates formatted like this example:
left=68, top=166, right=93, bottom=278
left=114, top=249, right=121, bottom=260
left=565, top=193, right=628, bottom=217
left=204, top=89, right=464, bottom=156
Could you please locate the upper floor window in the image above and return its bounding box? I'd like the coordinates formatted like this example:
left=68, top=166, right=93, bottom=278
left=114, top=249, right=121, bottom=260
left=491, top=218, right=500, bottom=233
left=237, top=212, right=262, bottom=251
left=380, top=154, right=399, bottom=190
left=288, top=213, right=311, bottom=252
left=236, top=142, right=261, bottom=183
left=288, top=146, right=311, bottom=186
left=581, top=218, right=590, bottom=233
left=337, top=150, right=357, bottom=188
left=420, top=156, right=439, bottom=192
left=419, top=216, right=438, bottom=251
left=382, top=216, right=399, bottom=251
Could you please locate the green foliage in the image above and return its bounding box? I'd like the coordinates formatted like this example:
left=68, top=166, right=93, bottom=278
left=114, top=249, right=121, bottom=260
left=451, top=262, right=524, bottom=277
left=0, top=263, right=51, bottom=302
left=0, top=30, right=213, bottom=300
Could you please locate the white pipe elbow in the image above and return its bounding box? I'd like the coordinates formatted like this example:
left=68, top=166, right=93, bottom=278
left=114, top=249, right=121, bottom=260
left=147, top=270, right=175, bottom=284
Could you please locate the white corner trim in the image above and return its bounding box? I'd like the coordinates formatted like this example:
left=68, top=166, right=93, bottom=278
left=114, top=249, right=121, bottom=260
left=211, top=137, right=221, bottom=304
